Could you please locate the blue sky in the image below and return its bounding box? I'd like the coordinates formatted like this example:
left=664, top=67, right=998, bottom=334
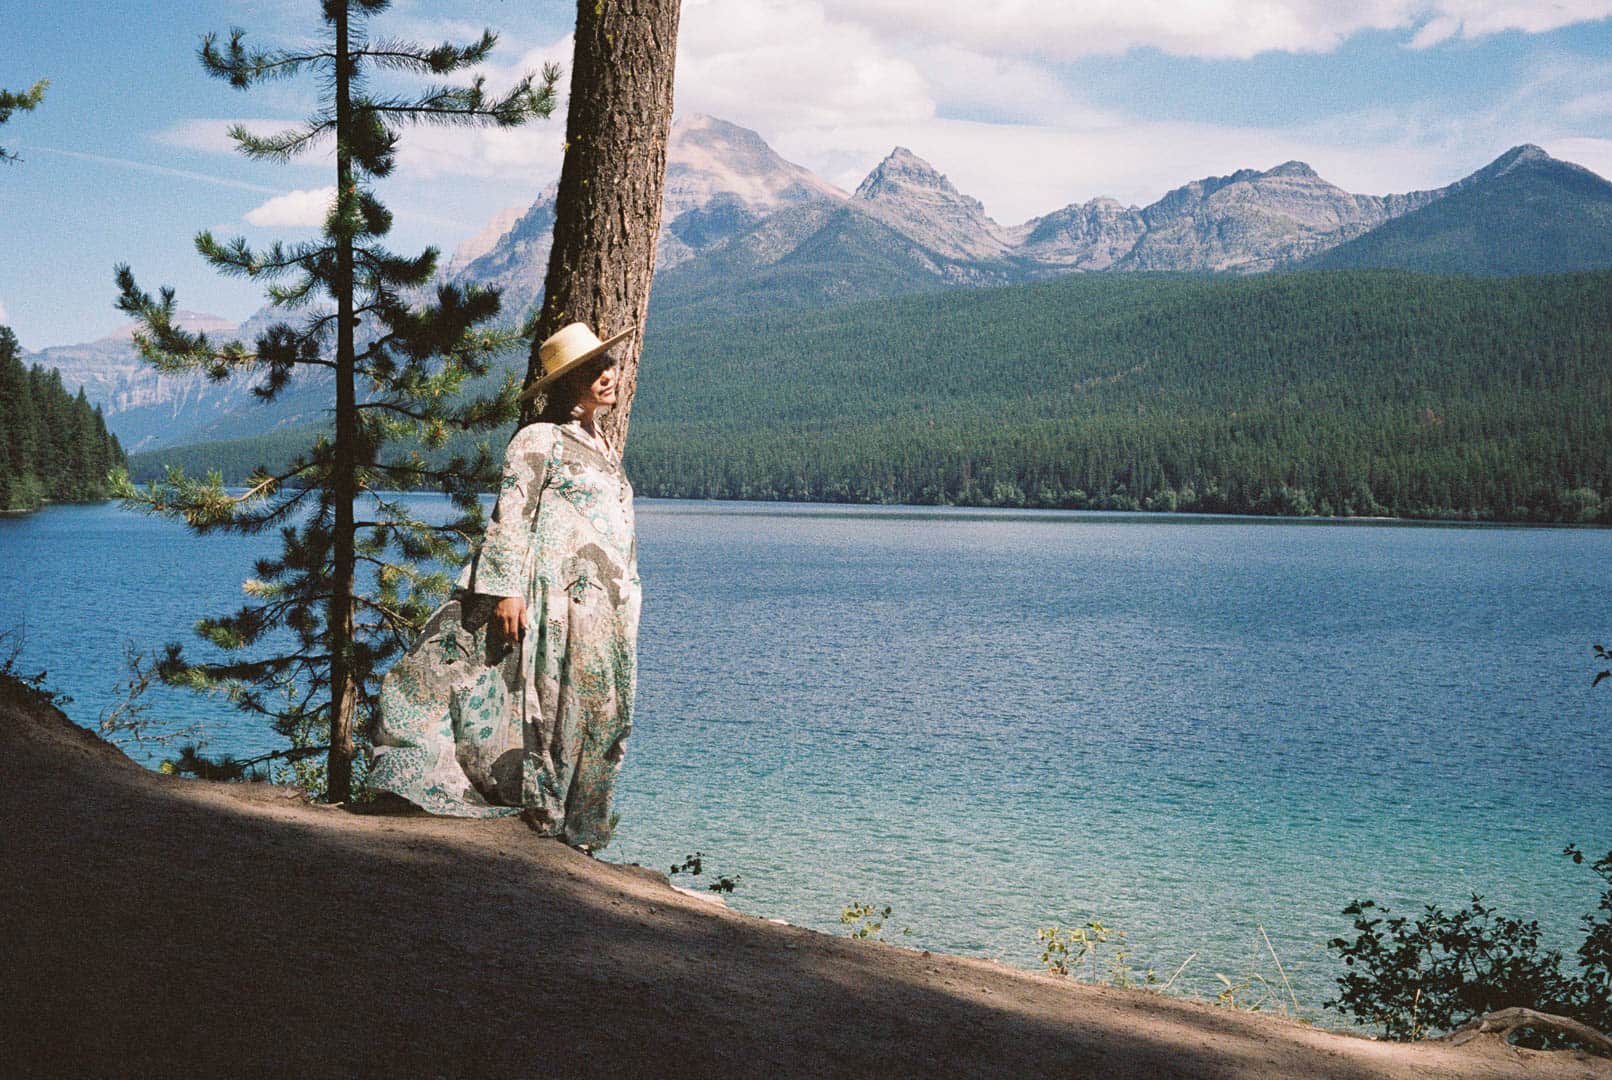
left=4, top=0, right=1612, bottom=349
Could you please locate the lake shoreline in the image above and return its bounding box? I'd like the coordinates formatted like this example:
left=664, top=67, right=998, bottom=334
left=67, top=487, right=1612, bottom=530
left=5, top=674, right=1601, bottom=1078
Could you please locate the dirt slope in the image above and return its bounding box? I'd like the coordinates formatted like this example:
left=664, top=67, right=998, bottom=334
left=2, top=680, right=1606, bottom=1079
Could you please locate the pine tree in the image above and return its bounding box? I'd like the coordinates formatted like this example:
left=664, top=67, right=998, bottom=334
left=113, top=0, right=558, bottom=801
left=0, top=79, right=46, bottom=164
left=0, top=327, right=32, bottom=507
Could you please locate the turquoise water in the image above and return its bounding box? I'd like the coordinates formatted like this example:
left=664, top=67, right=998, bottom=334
left=2, top=498, right=1608, bottom=1016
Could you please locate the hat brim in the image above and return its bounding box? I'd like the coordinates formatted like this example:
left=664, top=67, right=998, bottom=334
left=518, top=326, right=637, bottom=402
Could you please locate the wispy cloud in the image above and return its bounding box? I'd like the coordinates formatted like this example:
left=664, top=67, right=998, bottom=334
left=29, top=146, right=282, bottom=195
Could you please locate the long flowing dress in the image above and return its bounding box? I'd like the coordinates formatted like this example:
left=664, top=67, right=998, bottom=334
left=367, top=420, right=640, bottom=848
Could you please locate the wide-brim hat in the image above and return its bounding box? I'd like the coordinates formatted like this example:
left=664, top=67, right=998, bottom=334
left=518, top=321, right=636, bottom=401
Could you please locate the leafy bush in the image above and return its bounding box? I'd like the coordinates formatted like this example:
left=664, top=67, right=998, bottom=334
left=1325, top=849, right=1612, bottom=1043
left=668, top=851, right=739, bottom=894
left=841, top=902, right=908, bottom=941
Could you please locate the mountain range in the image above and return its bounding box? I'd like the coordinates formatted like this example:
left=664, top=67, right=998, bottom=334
left=25, top=114, right=1612, bottom=452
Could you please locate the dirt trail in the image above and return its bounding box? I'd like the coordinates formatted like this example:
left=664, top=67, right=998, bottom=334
left=2, top=681, right=1606, bottom=1079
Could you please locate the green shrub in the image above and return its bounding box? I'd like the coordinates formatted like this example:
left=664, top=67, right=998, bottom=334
left=1325, top=849, right=1612, bottom=1044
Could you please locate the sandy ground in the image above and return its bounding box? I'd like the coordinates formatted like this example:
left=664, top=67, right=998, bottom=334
left=2, top=680, right=1608, bottom=1079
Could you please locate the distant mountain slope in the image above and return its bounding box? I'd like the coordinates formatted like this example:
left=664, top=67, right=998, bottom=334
left=1302, top=145, right=1612, bottom=274
left=1108, top=161, right=1442, bottom=273
left=23, top=312, right=253, bottom=453
left=131, top=270, right=1612, bottom=523
left=454, top=113, right=848, bottom=320
left=41, top=119, right=1612, bottom=456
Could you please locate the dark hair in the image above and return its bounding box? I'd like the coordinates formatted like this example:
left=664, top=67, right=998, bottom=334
left=533, top=355, right=613, bottom=425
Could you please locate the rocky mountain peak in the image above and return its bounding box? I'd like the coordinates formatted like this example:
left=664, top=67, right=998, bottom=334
left=664, top=113, right=844, bottom=218
left=1439, top=144, right=1590, bottom=200
left=854, top=147, right=961, bottom=202
left=1263, top=161, right=1319, bottom=179
left=849, top=147, right=1011, bottom=263
left=444, top=205, right=526, bottom=277
left=1482, top=144, right=1554, bottom=178
left=1499, top=143, right=1551, bottom=164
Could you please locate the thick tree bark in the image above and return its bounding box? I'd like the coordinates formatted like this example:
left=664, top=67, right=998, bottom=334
left=521, top=0, right=682, bottom=447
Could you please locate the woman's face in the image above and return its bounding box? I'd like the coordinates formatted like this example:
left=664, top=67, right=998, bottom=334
left=576, top=355, right=619, bottom=412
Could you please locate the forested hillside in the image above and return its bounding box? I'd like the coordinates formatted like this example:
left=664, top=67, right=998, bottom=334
left=128, top=271, right=1612, bottom=523
left=0, top=327, right=127, bottom=512
left=1301, top=147, right=1612, bottom=276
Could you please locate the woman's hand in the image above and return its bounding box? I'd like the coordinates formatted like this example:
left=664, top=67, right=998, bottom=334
left=494, top=596, right=527, bottom=643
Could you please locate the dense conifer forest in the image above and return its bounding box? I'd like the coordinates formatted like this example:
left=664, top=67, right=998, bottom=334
left=128, top=270, right=1612, bottom=523
left=0, top=327, right=126, bottom=511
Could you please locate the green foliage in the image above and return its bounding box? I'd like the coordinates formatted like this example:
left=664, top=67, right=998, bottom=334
left=0, top=327, right=127, bottom=511
left=668, top=851, right=741, bottom=894
left=623, top=269, right=1612, bottom=522
left=1327, top=646, right=1612, bottom=1043
left=111, top=1, right=555, bottom=800
left=0, top=78, right=46, bottom=164
left=136, top=269, right=1612, bottom=524
left=840, top=902, right=909, bottom=941
left=1325, top=852, right=1612, bottom=1042
left=0, top=629, right=72, bottom=711
left=1037, top=920, right=1157, bottom=988
left=1566, top=847, right=1612, bottom=1014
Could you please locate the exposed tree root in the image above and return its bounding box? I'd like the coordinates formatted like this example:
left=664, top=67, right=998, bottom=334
left=1441, top=1008, right=1612, bottom=1058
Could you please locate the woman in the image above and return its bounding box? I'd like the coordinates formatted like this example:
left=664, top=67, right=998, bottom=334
left=368, top=322, right=641, bottom=851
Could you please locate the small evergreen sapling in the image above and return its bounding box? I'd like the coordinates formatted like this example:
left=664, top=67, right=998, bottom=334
left=112, top=0, right=559, bottom=801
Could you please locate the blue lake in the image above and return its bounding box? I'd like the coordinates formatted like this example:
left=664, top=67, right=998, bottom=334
left=2, top=497, right=1608, bottom=1017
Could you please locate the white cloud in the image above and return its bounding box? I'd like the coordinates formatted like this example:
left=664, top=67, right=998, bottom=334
left=810, top=0, right=1612, bottom=60
left=677, top=0, right=932, bottom=131
left=244, top=186, right=336, bottom=227
left=0, top=300, right=9, bottom=324
left=661, top=0, right=1612, bottom=222
left=1409, top=0, right=1612, bottom=47
left=144, top=0, right=1612, bottom=248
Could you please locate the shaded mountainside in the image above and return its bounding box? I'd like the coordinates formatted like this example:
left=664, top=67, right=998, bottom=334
left=129, top=270, right=1612, bottom=523
left=3, top=675, right=1603, bottom=1078
left=1303, top=146, right=1612, bottom=275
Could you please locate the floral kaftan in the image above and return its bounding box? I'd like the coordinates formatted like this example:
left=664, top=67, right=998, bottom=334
left=368, top=420, right=640, bottom=848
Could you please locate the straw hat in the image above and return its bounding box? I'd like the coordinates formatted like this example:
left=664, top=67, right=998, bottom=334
left=518, top=321, right=636, bottom=401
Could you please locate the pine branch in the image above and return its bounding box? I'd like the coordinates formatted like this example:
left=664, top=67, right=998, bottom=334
left=113, top=265, right=254, bottom=379
left=358, top=66, right=558, bottom=128
left=361, top=31, right=498, bottom=74
left=199, top=29, right=328, bottom=88
left=226, top=117, right=335, bottom=162
left=0, top=79, right=48, bottom=119
left=0, top=78, right=48, bottom=164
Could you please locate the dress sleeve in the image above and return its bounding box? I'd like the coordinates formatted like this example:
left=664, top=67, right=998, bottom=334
left=468, top=423, right=555, bottom=599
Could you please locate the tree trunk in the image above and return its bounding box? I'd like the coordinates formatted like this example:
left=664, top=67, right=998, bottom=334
left=521, top=0, right=682, bottom=448
left=326, top=2, right=358, bottom=804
